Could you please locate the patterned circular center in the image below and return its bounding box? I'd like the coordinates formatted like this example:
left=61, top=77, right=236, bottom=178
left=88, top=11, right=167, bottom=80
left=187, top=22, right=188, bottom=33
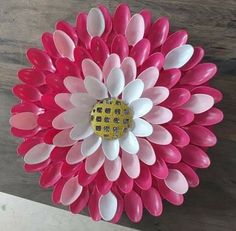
left=90, top=98, right=133, bottom=140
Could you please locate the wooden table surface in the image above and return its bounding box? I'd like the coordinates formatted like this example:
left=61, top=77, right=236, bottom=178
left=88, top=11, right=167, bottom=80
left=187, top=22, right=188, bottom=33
left=0, top=0, right=235, bottom=230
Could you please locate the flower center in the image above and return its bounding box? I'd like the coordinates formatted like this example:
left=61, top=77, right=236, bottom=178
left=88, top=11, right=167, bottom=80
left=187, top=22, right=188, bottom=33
left=90, top=98, right=133, bottom=140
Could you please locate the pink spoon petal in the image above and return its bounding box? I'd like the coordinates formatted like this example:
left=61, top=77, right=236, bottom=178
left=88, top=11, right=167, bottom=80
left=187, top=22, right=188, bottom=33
left=141, top=187, right=163, bottom=216
left=194, top=107, right=223, bottom=126
left=17, top=137, right=43, bottom=156
left=121, top=57, right=137, bottom=85
left=156, top=144, right=181, bottom=164
left=24, top=159, right=50, bottom=173
left=27, top=48, right=55, bottom=72
left=113, top=3, right=131, bottom=35
left=76, top=12, right=91, bottom=48
left=60, top=176, right=82, bottom=206
left=11, top=102, right=42, bottom=114
left=61, top=162, right=81, bottom=178
left=90, top=36, right=109, bottom=67
left=180, top=63, right=217, bottom=85
left=74, top=46, right=92, bottom=70
left=41, top=32, right=60, bottom=58
left=157, top=180, right=184, bottom=205
left=124, top=190, right=143, bottom=223
left=46, top=73, right=67, bottom=92
left=41, top=93, right=60, bottom=110
left=157, top=69, right=181, bottom=89
left=168, top=162, right=199, bottom=188
left=170, top=108, right=194, bottom=126
left=39, top=162, right=63, bottom=188
left=161, top=88, right=191, bottom=108
left=78, top=163, right=97, bottom=187
left=148, top=16, right=169, bottom=52
left=18, top=68, right=45, bottom=87
left=181, top=47, right=204, bottom=71
left=130, top=38, right=150, bottom=67
left=13, top=84, right=41, bottom=102
left=70, top=187, right=90, bottom=214
left=111, top=34, right=129, bottom=62
left=117, top=169, right=134, bottom=194
left=185, top=125, right=217, bottom=147
left=139, top=52, right=164, bottom=72
left=161, top=30, right=188, bottom=56
left=88, top=187, right=102, bottom=221
left=10, top=112, right=38, bottom=130
left=135, top=163, right=152, bottom=190
left=11, top=127, right=40, bottom=138
left=164, top=169, right=189, bottom=194
left=140, top=9, right=152, bottom=36
left=53, top=30, right=75, bottom=61
left=191, top=86, right=223, bottom=103
left=50, top=147, right=69, bottom=163
left=111, top=189, right=124, bottom=223
left=99, top=5, right=112, bottom=41
left=96, top=169, right=113, bottom=195
left=181, top=144, right=211, bottom=168
left=56, top=20, right=78, bottom=44
left=165, top=124, right=190, bottom=147
left=52, top=177, right=68, bottom=204
left=55, top=58, right=80, bottom=77
left=150, top=156, right=169, bottom=179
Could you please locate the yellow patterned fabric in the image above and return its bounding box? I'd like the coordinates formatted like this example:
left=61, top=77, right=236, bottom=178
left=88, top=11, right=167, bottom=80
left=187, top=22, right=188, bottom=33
left=90, top=98, right=133, bottom=140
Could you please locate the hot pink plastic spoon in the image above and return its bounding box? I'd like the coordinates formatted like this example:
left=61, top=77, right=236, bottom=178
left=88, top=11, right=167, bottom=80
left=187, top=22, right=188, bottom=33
left=135, top=163, right=152, bottom=190
left=161, top=88, right=191, bottom=108
left=39, top=162, right=63, bottom=188
left=76, top=12, right=91, bottom=48
left=90, top=37, right=109, bottom=67
left=113, top=3, right=131, bottom=35
left=148, top=17, right=169, bottom=52
left=99, top=5, right=112, bottom=41
left=27, top=48, right=55, bottom=72
left=111, top=35, right=129, bottom=61
left=88, top=187, right=102, bottom=221
left=140, top=9, right=152, bottom=36
left=170, top=108, right=194, bottom=126
left=130, top=38, right=150, bottom=66
left=13, top=84, right=42, bottom=102
left=139, top=52, right=164, bottom=72
left=18, top=68, right=45, bottom=87
left=191, top=86, right=223, bottom=103
left=150, top=156, right=169, bottom=179
left=24, top=159, right=51, bottom=173
left=181, top=47, right=204, bottom=71
left=157, top=69, right=181, bottom=89
left=194, top=107, right=223, bottom=126
left=111, top=189, right=124, bottom=223
left=181, top=144, right=210, bottom=168
left=124, top=190, right=143, bottom=223
left=55, top=58, right=80, bottom=77
left=185, top=125, right=217, bottom=147
left=141, top=187, right=163, bottom=216
left=180, top=63, right=217, bottom=85
left=42, top=32, right=60, bottom=58
left=117, top=169, right=134, bottom=194
left=96, top=169, right=113, bottom=195
left=161, top=30, right=188, bottom=56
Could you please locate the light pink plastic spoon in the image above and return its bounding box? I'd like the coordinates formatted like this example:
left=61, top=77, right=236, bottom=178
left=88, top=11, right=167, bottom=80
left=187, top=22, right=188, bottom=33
left=70, top=187, right=90, bottom=214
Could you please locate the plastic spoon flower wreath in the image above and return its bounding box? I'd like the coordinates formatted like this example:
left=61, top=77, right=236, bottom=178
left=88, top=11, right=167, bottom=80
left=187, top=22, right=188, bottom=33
left=10, top=4, right=223, bottom=223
